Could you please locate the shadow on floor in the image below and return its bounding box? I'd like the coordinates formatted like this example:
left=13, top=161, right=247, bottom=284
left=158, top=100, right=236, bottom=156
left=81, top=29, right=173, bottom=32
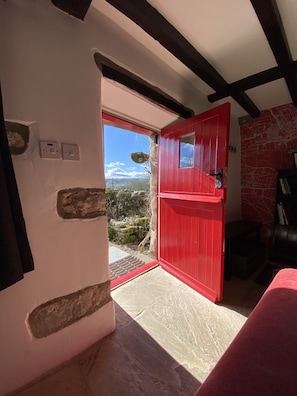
left=221, top=266, right=267, bottom=316
left=9, top=254, right=269, bottom=396
left=9, top=303, right=201, bottom=396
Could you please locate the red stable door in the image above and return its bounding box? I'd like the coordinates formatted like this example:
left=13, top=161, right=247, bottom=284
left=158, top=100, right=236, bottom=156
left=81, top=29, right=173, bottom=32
left=157, top=103, right=230, bottom=302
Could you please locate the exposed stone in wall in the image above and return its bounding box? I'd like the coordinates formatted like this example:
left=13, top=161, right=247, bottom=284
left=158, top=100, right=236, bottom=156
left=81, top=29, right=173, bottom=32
left=27, top=281, right=111, bottom=338
left=5, top=120, right=30, bottom=155
left=57, top=188, right=106, bottom=219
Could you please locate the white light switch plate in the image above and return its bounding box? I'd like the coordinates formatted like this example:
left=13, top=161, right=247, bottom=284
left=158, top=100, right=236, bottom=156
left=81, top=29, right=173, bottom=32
left=62, top=143, right=80, bottom=160
left=40, top=141, right=60, bottom=159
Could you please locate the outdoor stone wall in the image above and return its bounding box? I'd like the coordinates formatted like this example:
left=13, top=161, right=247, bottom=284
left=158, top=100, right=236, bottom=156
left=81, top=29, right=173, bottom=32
left=27, top=281, right=111, bottom=338
left=57, top=187, right=106, bottom=219
left=106, top=189, right=150, bottom=246
left=109, top=217, right=149, bottom=244
left=106, top=189, right=148, bottom=220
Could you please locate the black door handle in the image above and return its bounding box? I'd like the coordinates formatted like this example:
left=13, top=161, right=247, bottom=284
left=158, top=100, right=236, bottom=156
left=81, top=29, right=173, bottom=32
left=207, top=168, right=222, bottom=189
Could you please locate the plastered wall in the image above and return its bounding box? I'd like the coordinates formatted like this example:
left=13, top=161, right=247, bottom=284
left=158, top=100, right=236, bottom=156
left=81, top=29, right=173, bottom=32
left=0, top=2, right=113, bottom=394
left=0, top=1, right=242, bottom=393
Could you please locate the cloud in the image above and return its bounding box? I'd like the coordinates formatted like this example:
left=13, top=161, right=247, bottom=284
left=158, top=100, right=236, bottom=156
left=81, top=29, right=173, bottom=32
left=105, top=166, right=147, bottom=179
left=105, top=161, right=125, bottom=167
left=179, top=157, right=194, bottom=167
left=179, top=141, right=194, bottom=167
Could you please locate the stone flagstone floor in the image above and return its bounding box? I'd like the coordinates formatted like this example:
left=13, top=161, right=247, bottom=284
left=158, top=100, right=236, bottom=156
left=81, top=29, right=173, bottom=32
left=8, top=262, right=266, bottom=396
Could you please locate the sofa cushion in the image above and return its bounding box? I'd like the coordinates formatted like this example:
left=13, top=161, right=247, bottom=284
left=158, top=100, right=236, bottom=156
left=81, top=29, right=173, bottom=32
left=194, top=268, right=297, bottom=396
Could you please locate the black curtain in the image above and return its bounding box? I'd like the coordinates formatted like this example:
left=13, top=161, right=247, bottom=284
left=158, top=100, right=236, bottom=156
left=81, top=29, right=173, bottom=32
left=0, top=86, right=34, bottom=291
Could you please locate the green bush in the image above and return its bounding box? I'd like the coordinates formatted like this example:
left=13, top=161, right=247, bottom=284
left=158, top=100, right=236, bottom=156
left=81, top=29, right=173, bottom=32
left=108, top=226, right=116, bottom=241
left=106, top=188, right=150, bottom=246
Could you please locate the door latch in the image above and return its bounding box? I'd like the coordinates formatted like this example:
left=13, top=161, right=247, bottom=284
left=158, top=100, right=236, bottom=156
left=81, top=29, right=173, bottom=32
left=207, top=168, right=223, bottom=189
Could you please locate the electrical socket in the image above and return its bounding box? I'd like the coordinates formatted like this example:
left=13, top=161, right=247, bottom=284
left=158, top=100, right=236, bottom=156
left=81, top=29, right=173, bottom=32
left=40, top=141, right=60, bottom=159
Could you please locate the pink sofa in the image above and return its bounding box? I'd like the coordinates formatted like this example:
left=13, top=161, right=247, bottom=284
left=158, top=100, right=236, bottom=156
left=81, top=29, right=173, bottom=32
left=194, top=268, right=297, bottom=396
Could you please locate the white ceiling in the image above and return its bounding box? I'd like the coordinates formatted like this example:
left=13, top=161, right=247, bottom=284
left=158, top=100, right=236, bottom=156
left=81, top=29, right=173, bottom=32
left=92, top=0, right=297, bottom=124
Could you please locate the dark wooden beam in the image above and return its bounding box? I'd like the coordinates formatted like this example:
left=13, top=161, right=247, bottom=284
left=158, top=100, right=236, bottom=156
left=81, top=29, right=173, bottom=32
left=51, top=0, right=92, bottom=20
left=105, top=0, right=225, bottom=91
left=209, top=61, right=297, bottom=103
left=105, top=0, right=260, bottom=117
left=209, top=66, right=282, bottom=103
left=250, top=0, right=297, bottom=105
left=232, top=92, right=261, bottom=118
left=94, top=53, right=194, bottom=119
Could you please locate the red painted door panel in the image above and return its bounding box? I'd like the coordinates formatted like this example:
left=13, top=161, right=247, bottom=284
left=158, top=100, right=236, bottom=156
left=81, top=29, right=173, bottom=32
left=158, top=103, right=230, bottom=302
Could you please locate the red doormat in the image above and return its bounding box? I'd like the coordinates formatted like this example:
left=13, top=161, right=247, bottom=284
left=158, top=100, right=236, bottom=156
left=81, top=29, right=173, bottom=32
left=109, top=255, right=147, bottom=280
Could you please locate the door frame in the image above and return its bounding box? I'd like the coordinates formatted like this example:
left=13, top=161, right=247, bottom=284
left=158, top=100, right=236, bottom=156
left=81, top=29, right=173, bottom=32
left=102, top=112, right=158, bottom=288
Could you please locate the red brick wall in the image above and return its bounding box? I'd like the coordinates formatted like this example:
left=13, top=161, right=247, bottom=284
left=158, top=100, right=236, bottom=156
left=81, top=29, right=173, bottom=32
left=241, top=103, right=297, bottom=245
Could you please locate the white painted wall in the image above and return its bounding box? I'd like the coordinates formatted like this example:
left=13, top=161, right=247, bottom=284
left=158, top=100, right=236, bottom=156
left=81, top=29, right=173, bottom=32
left=0, top=2, right=114, bottom=394
left=0, top=1, right=241, bottom=393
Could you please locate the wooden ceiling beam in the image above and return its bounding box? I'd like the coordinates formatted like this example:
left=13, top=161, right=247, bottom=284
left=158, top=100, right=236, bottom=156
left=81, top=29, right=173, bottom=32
left=51, top=0, right=92, bottom=20
left=250, top=0, right=297, bottom=105
left=105, top=0, right=226, bottom=90
left=51, top=0, right=297, bottom=116
left=209, top=65, right=284, bottom=103
left=105, top=0, right=260, bottom=118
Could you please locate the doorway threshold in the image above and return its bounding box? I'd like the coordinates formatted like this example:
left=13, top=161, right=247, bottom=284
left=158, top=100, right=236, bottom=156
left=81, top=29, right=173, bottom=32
left=109, top=244, right=157, bottom=289
left=110, top=259, right=158, bottom=289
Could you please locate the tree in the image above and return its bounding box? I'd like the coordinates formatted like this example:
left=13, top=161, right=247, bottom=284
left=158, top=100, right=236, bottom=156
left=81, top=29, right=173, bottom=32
left=130, top=138, right=157, bottom=255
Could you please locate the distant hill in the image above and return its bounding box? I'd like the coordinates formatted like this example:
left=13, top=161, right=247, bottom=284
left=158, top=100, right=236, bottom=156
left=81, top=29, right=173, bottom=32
left=106, top=178, right=150, bottom=191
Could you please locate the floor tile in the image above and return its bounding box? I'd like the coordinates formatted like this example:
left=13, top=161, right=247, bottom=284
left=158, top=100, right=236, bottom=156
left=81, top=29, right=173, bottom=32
left=11, top=364, right=91, bottom=396
left=79, top=309, right=200, bottom=396
left=9, top=263, right=266, bottom=396
left=112, top=267, right=248, bottom=382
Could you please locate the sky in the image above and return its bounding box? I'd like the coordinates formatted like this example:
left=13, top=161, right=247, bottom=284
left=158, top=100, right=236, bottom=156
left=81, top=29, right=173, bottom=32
left=104, top=125, right=150, bottom=179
